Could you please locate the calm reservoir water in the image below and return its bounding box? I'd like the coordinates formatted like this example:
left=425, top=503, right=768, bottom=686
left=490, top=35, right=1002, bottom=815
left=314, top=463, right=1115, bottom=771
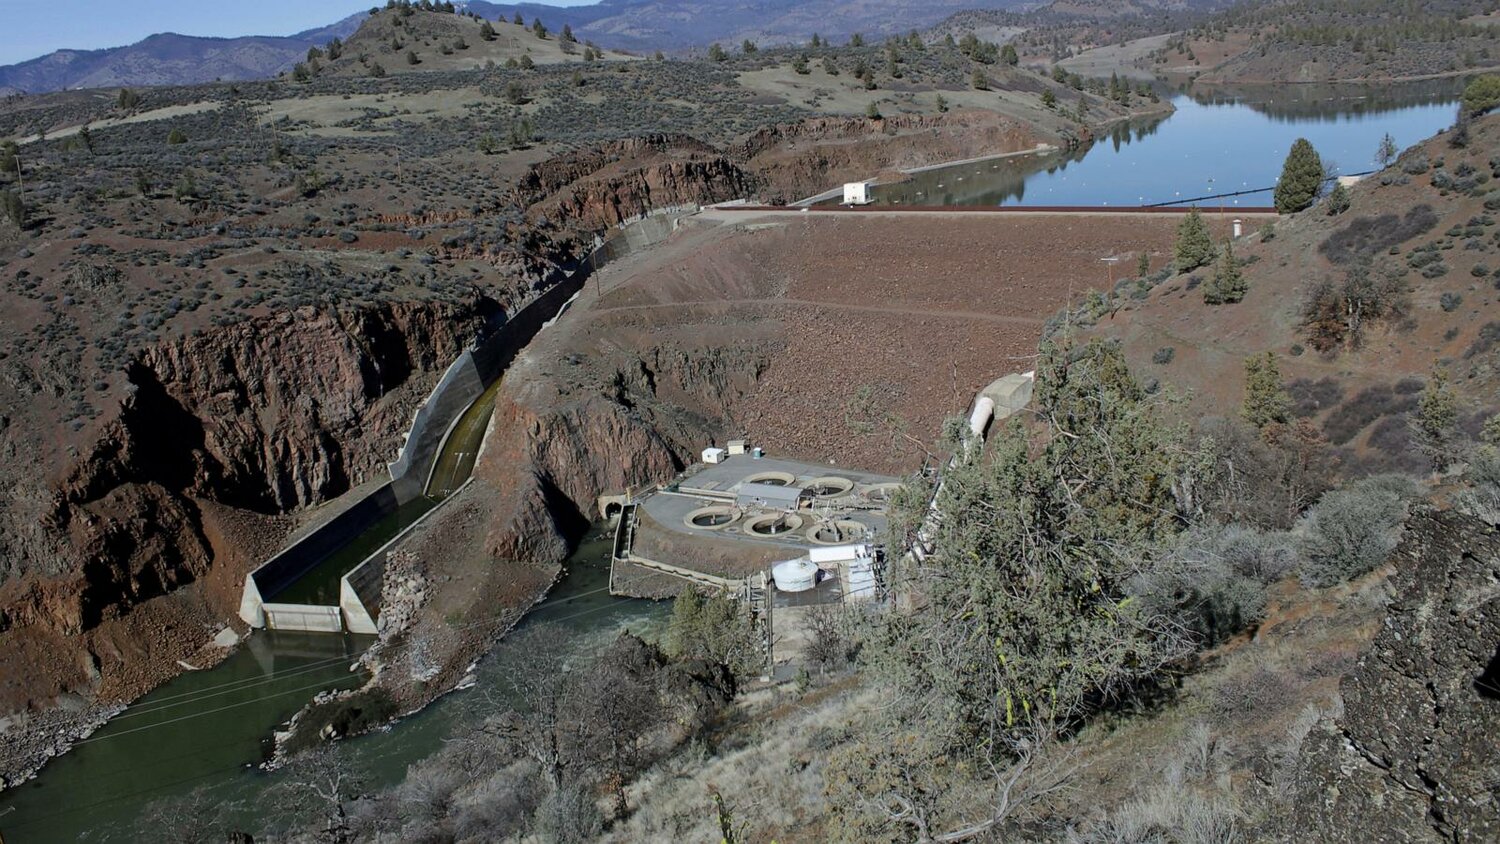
left=854, top=82, right=1465, bottom=208
left=0, top=80, right=1468, bottom=842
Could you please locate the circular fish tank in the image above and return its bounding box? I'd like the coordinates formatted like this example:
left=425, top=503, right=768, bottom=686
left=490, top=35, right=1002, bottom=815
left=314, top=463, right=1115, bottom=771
left=745, top=513, right=805, bottom=536
left=806, top=476, right=855, bottom=499
left=683, top=505, right=739, bottom=531
left=808, top=520, right=869, bottom=545
left=861, top=483, right=903, bottom=503
left=744, top=471, right=797, bottom=487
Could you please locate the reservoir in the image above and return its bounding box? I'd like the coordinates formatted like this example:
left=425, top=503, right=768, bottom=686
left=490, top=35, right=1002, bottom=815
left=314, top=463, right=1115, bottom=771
left=850, top=81, right=1467, bottom=208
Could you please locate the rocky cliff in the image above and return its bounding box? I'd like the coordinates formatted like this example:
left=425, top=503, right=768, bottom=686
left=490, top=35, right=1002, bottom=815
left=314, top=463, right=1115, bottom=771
left=0, top=296, right=498, bottom=716
left=516, top=135, right=754, bottom=235
left=480, top=342, right=772, bottom=566
left=1279, top=509, right=1500, bottom=842
left=737, top=109, right=1082, bottom=204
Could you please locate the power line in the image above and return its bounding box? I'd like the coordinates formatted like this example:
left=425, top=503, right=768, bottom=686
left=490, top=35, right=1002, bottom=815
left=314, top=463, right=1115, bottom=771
left=110, top=583, right=619, bottom=721
left=1, top=591, right=666, bottom=834
left=64, top=584, right=630, bottom=746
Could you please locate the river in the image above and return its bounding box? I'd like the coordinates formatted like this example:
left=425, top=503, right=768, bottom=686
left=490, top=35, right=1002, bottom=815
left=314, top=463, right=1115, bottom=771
left=848, top=80, right=1467, bottom=208
left=0, top=79, right=1468, bottom=842
left=0, top=531, right=664, bottom=842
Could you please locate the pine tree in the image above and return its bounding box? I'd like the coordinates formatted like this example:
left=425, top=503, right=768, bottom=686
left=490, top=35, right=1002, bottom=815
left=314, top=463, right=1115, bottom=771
left=972, top=67, right=989, bottom=90
left=1203, top=241, right=1247, bottom=304
left=861, top=65, right=876, bottom=90
left=0, top=189, right=25, bottom=229
left=1274, top=138, right=1324, bottom=214
left=1415, top=367, right=1459, bottom=470
left=1137, top=251, right=1150, bottom=278
left=708, top=43, right=727, bottom=62
left=479, top=21, right=495, bottom=41
left=1041, top=89, right=1056, bottom=108
left=741, top=39, right=757, bottom=54
left=1461, top=74, right=1500, bottom=117
left=1375, top=132, right=1398, bottom=168
left=935, top=93, right=948, bottom=113
left=1242, top=352, right=1291, bottom=430
left=561, top=23, right=576, bottom=43
left=849, top=33, right=865, bottom=47
left=865, top=101, right=882, bottom=120
left=531, top=18, right=547, bottom=39
left=1173, top=208, right=1213, bottom=273
left=1001, top=43, right=1019, bottom=66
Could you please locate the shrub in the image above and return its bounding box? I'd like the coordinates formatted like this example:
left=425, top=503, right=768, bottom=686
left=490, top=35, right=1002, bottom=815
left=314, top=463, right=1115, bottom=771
left=1325, top=182, right=1351, bottom=216
left=1152, top=346, right=1176, bottom=365
left=1287, top=376, right=1344, bottom=418
left=1318, top=205, right=1439, bottom=265
left=1322, top=383, right=1418, bottom=445
left=1298, top=475, right=1419, bottom=587
left=167, top=128, right=187, bottom=145
left=1440, top=291, right=1463, bottom=312
left=1131, top=524, right=1296, bottom=646
left=1466, top=322, right=1500, bottom=359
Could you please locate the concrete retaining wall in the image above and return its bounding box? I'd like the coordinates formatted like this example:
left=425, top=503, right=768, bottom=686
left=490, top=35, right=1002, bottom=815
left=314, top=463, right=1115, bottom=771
left=240, top=207, right=698, bottom=633
left=389, top=355, right=484, bottom=500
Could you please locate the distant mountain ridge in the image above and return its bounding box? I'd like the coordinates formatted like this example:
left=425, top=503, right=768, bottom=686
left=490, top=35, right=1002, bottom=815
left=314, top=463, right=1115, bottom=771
left=458, top=0, right=1039, bottom=51
left=0, top=0, right=1049, bottom=94
left=0, top=14, right=365, bottom=94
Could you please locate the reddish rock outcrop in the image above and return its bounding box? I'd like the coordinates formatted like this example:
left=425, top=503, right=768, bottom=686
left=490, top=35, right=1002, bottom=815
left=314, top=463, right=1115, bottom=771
left=737, top=110, right=1071, bottom=204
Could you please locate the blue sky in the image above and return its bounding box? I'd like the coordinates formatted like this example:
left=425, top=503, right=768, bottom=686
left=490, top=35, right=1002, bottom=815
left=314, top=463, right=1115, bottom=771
left=0, top=0, right=598, bottom=65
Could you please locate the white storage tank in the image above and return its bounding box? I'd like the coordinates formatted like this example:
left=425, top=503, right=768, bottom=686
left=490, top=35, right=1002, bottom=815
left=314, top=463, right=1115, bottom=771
left=772, top=559, right=819, bottom=592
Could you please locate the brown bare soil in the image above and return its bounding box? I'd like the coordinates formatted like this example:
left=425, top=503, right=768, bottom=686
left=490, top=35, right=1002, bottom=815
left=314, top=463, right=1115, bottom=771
left=565, top=210, right=1233, bottom=475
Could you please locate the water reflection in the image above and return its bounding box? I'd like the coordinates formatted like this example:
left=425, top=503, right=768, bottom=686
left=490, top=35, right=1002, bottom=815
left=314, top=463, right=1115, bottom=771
left=836, top=80, right=1462, bottom=209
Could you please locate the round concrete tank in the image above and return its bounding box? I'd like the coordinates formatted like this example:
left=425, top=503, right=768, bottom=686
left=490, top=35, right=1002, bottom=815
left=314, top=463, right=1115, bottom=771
left=806, top=476, right=854, bottom=499
left=744, top=471, right=797, bottom=487
left=746, top=513, right=805, bottom=536
left=808, top=520, right=869, bottom=545
left=684, top=505, right=739, bottom=530
left=773, top=559, right=819, bottom=592
left=861, top=483, right=902, bottom=503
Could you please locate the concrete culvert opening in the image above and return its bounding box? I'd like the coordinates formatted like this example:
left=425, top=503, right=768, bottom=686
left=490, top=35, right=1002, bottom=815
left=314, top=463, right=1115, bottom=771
left=685, top=505, right=740, bottom=531
left=806, top=476, right=855, bottom=499
left=744, top=471, right=797, bottom=487
left=809, top=520, right=869, bottom=545
left=746, top=513, right=805, bottom=536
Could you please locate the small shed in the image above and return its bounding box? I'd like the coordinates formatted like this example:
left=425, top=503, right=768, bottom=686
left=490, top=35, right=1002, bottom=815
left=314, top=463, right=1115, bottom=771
left=843, top=182, right=874, bottom=205
left=737, top=482, right=806, bottom=510
left=702, top=447, right=728, bottom=465
left=727, top=439, right=748, bottom=455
